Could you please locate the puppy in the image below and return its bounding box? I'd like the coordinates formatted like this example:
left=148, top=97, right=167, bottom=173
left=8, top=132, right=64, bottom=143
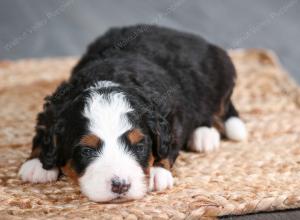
left=19, top=24, right=247, bottom=202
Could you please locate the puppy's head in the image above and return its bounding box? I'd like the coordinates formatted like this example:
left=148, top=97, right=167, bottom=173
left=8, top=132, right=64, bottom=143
left=58, top=81, right=169, bottom=202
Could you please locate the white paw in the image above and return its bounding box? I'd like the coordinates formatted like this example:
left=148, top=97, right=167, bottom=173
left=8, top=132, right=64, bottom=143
left=19, top=158, right=59, bottom=183
left=225, top=117, right=247, bottom=141
left=149, top=167, right=173, bottom=192
left=189, top=127, right=220, bottom=152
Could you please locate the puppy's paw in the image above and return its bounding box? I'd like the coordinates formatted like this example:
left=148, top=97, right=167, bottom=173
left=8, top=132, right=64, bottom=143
left=225, top=117, right=247, bottom=141
left=19, top=158, right=59, bottom=183
left=149, top=167, right=173, bottom=192
left=189, top=127, right=220, bottom=152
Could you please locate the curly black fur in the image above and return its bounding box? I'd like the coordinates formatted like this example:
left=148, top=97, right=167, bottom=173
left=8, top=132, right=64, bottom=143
left=31, top=24, right=239, bottom=173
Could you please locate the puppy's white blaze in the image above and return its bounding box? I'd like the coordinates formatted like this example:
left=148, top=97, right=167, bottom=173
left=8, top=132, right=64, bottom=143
left=81, top=90, right=146, bottom=202
left=149, top=167, right=174, bottom=192
left=19, top=158, right=59, bottom=183
left=89, top=80, right=120, bottom=90
left=190, top=127, right=220, bottom=152
left=225, top=117, right=247, bottom=141
left=84, top=91, right=133, bottom=140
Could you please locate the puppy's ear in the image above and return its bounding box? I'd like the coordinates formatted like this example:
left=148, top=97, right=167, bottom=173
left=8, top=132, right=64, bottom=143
left=147, top=112, right=171, bottom=160
left=31, top=96, right=66, bottom=170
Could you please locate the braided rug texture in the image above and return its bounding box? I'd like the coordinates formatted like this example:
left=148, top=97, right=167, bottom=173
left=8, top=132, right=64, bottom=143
left=0, top=49, right=299, bottom=219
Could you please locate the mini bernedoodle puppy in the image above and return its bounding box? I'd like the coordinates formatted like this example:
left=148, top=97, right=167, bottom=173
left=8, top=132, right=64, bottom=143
left=19, top=24, right=247, bottom=202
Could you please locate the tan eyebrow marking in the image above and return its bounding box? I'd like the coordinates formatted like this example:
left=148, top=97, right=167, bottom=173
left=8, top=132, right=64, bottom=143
left=80, top=134, right=101, bottom=148
left=127, top=129, right=144, bottom=144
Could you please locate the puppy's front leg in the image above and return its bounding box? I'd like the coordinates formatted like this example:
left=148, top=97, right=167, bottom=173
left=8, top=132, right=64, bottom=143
left=19, top=141, right=59, bottom=183
left=148, top=159, right=174, bottom=192
left=19, top=109, right=60, bottom=183
left=149, top=166, right=174, bottom=191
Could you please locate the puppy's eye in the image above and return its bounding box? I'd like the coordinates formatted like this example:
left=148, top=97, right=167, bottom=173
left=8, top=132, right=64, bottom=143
left=81, top=147, right=97, bottom=157
left=134, top=142, right=146, bottom=153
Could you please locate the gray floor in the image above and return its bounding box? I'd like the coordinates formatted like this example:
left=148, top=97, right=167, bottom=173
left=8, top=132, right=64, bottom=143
left=0, top=1, right=299, bottom=219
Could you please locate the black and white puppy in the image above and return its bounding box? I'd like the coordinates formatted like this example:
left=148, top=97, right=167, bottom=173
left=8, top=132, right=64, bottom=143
left=19, top=24, right=247, bottom=202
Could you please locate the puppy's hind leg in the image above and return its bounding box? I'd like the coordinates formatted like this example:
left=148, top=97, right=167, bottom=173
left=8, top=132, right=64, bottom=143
left=223, top=101, right=247, bottom=141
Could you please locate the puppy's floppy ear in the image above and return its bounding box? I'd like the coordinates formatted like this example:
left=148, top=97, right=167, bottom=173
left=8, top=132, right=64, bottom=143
left=32, top=106, right=56, bottom=169
left=31, top=88, right=68, bottom=170
left=146, top=112, right=171, bottom=160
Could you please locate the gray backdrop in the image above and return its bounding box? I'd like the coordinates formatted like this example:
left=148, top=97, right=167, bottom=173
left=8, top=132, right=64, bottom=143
left=0, top=0, right=299, bottom=83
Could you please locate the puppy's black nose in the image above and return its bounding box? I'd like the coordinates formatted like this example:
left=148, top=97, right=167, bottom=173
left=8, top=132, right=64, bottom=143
left=111, top=177, right=131, bottom=194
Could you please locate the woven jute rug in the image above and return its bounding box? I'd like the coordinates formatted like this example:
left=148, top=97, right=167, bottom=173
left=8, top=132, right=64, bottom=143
left=0, top=49, right=300, bottom=219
